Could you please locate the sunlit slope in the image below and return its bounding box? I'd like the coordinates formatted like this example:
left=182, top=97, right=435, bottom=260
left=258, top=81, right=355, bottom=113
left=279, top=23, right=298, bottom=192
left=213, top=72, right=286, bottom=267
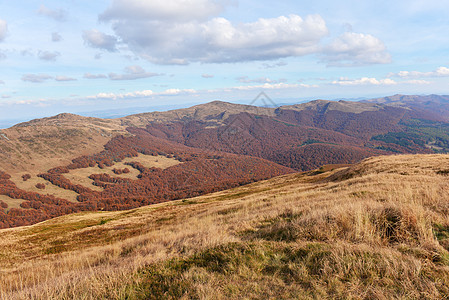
left=0, top=113, right=127, bottom=174
left=1, top=154, right=449, bottom=299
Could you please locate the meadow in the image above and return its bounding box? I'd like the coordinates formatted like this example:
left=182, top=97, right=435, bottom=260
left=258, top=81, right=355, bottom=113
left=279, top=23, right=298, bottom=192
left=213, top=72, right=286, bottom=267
left=1, top=154, right=449, bottom=299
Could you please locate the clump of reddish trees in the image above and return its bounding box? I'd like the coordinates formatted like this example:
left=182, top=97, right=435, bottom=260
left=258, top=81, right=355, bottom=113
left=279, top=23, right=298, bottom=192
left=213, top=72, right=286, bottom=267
left=0, top=200, right=7, bottom=210
left=112, top=168, right=130, bottom=175
left=35, top=183, right=46, bottom=190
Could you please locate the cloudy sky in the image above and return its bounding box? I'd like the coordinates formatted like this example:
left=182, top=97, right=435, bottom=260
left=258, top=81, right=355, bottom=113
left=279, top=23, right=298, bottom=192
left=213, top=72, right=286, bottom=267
left=1, top=0, right=449, bottom=124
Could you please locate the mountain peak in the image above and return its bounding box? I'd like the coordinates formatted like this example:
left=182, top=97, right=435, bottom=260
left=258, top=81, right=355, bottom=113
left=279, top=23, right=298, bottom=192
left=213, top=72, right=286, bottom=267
left=53, top=113, right=81, bottom=119
left=13, top=113, right=90, bottom=127
left=192, top=100, right=242, bottom=109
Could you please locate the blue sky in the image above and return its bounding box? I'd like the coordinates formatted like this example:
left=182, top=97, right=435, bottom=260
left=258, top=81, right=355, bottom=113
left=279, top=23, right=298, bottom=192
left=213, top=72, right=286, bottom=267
left=0, top=0, right=449, bottom=124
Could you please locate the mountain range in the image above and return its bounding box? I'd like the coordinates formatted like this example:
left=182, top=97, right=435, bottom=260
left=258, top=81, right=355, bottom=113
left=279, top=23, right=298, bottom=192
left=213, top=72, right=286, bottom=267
left=1, top=94, right=449, bottom=228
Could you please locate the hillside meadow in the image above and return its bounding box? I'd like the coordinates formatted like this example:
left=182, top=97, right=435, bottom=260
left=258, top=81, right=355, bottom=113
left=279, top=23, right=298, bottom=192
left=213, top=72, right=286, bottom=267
left=1, top=154, right=449, bottom=299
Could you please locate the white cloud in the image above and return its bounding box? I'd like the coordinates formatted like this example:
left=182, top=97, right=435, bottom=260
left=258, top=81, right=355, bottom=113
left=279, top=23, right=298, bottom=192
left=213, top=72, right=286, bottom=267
left=52, top=32, right=62, bottom=42
left=87, top=88, right=197, bottom=100
left=0, top=51, right=6, bottom=60
left=0, top=80, right=4, bottom=84
left=0, top=19, right=7, bottom=42
left=160, top=88, right=197, bottom=95
left=84, top=73, right=107, bottom=79
left=88, top=92, right=117, bottom=100
left=99, top=1, right=390, bottom=67
left=390, top=66, right=449, bottom=78
left=99, top=0, right=328, bottom=64
left=38, top=50, right=60, bottom=61
left=237, top=76, right=286, bottom=84
left=436, top=66, right=449, bottom=76
left=332, top=77, right=397, bottom=86
left=200, top=15, right=327, bottom=62
left=21, top=49, right=33, bottom=56
left=262, top=61, right=287, bottom=69
left=322, top=32, right=391, bottom=66
left=55, top=76, right=77, bottom=81
left=37, top=5, right=67, bottom=22
left=99, top=0, right=226, bottom=22
left=202, top=74, right=214, bottom=78
left=403, top=79, right=431, bottom=85
left=108, top=65, right=161, bottom=80
left=22, top=74, right=53, bottom=83
left=229, top=82, right=317, bottom=91
left=83, top=81, right=317, bottom=102
left=82, top=29, right=118, bottom=52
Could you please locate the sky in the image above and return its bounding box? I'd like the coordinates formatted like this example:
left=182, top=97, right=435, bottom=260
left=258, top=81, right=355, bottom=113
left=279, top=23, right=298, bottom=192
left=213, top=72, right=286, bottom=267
left=0, top=0, right=449, bottom=125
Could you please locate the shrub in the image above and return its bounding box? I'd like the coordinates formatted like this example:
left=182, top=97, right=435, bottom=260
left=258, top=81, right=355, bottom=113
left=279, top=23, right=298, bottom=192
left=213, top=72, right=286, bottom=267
left=35, top=183, right=46, bottom=190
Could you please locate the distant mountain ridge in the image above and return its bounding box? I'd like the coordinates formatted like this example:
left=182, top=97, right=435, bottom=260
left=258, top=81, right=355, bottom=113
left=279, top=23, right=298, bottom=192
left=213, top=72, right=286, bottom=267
left=2, top=94, right=449, bottom=169
left=364, top=94, right=449, bottom=121
left=2, top=94, right=449, bottom=173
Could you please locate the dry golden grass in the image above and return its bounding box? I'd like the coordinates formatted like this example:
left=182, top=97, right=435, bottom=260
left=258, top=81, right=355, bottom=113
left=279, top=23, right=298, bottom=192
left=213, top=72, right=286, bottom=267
left=0, top=119, right=127, bottom=175
left=1, top=154, right=449, bottom=299
left=0, top=195, right=25, bottom=212
left=123, top=154, right=182, bottom=170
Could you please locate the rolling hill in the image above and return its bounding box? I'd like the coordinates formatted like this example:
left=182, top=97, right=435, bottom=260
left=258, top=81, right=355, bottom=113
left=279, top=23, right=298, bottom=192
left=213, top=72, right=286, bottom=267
left=1, top=95, right=449, bottom=228
left=1, top=154, right=449, bottom=298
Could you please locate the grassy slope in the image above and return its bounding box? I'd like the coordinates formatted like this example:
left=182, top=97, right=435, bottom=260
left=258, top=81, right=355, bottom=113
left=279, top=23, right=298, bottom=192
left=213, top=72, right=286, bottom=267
left=0, top=116, right=127, bottom=174
left=1, top=154, right=449, bottom=299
